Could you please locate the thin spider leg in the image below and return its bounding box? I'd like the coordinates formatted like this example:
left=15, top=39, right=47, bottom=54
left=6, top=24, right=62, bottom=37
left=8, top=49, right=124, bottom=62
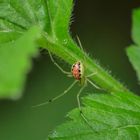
left=32, top=80, right=77, bottom=108
left=77, top=86, right=95, bottom=131
left=76, top=35, right=84, bottom=52
left=48, top=51, right=71, bottom=75
left=76, top=36, right=86, bottom=62
left=87, top=78, right=101, bottom=89
left=86, top=71, right=97, bottom=78
left=77, top=86, right=85, bottom=111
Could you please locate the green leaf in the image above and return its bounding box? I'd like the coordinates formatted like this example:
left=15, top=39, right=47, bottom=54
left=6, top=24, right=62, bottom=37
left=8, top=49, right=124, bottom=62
left=48, top=92, right=140, bottom=140
left=0, top=0, right=47, bottom=43
left=0, top=0, right=73, bottom=42
left=45, top=0, right=73, bottom=39
left=132, top=8, right=140, bottom=46
left=126, top=46, right=140, bottom=82
left=0, top=26, right=40, bottom=99
left=0, top=0, right=47, bottom=98
left=0, top=0, right=48, bottom=28
left=0, top=0, right=74, bottom=98
left=126, top=9, right=140, bottom=83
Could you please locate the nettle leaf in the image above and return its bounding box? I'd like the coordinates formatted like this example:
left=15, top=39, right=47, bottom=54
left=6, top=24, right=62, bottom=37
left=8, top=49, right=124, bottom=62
left=127, top=46, right=140, bottom=82
left=0, top=0, right=47, bottom=43
left=0, top=0, right=74, bottom=99
left=0, top=0, right=49, bottom=98
left=0, top=0, right=73, bottom=42
left=45, top=0, right=73, bottom=39
left=126, top=8, right=140, bottom=82
left=48, top=92, right=140, bottom=140
left=0, top=26, right=40, bottom=99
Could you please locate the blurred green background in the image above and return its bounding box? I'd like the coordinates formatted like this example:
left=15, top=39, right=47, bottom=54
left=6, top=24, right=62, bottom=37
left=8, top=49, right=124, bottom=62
left=0, top=0, right=140, bottom=140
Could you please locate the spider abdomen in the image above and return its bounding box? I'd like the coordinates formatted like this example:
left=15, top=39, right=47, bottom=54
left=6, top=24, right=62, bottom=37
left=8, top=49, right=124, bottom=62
left=71, top=61, right=84, bottom=81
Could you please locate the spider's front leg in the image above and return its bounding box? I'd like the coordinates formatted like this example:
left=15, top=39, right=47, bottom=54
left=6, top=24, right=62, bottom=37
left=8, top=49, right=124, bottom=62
left=48, top=51, right=71, bottom=75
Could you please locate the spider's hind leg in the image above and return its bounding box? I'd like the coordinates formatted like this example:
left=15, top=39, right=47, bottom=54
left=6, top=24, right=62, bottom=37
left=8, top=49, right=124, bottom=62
left=33, top=80, right=77, bottom=108
left=77, top=86, right=95, bottom=131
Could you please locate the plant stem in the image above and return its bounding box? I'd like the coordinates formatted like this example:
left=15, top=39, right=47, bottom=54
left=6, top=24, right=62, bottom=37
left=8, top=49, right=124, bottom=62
left=38, top=33, right=131, bottom=94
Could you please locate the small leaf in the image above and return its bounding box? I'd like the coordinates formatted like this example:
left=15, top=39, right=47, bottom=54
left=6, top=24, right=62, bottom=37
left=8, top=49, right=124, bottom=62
left=126, top=46, right=140, bottom=82
left=48, top=92, right=140, bottom=140
left=0, top=26, right=40, bottom=99
left=132, top=8, right=140, bottom=46
left=126, top=8, right=140, bottom=83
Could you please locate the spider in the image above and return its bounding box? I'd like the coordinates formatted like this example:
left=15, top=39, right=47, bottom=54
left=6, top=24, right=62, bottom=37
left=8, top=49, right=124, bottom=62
left=33, top=37, right=100, bottom=130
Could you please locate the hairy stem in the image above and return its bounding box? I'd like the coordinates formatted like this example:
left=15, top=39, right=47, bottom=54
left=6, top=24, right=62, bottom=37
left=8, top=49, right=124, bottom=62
left=38, top=32, right=131, bottom=94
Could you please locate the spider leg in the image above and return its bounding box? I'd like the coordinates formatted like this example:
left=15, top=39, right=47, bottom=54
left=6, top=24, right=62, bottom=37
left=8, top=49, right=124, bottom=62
left=86, top=71, right=101, bottom=89
left=87, top=78, right=101, bottom=89
left=77, top=86, right=95, bottom=130
left=76, top=36, right=86, bottom=62
left=32, top=80, right=77, bottom=108
left=76, top=35, right=84, bottom=52
left=86, top=71, right=97, bottom=78
left=48, top=51, right=71, bottom=75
